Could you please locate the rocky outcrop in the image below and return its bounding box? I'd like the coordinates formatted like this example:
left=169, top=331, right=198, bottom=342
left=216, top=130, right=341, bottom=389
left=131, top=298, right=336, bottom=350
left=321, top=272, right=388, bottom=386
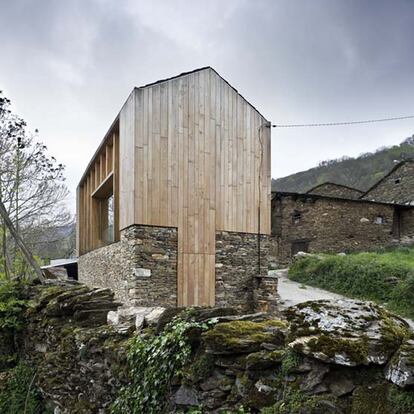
left=171, top=299, right=414, bottom=413
left=1, top=283, right=414, bottom=413
left=19, top=283, right=130, bottom=413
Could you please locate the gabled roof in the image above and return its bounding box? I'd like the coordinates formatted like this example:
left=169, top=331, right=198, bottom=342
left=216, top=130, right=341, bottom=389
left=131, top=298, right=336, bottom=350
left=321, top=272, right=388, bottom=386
left=360, top=159, right=414, bottom=198
left=134, top=66, right=269, bottom=121
left=78, top=67, right=268, bottom=186
left=306, top=182, right=363, bottom=195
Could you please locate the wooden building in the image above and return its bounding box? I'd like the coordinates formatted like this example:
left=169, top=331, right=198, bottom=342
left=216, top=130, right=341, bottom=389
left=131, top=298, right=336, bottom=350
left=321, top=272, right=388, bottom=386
left=77, top=67, right=272, bottom=308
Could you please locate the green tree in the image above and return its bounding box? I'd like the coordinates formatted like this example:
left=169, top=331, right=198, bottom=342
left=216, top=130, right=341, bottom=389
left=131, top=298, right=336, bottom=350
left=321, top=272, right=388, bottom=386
left=0, top=91, right=71, bottom=279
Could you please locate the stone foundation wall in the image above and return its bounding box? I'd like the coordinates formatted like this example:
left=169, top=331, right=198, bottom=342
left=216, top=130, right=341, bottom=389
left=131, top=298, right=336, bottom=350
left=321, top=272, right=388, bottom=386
left=78, top=225, right=178, bottom=307
left=215, top=231, right=271, bottom=312
left=79, top=226, right=275, bottom=311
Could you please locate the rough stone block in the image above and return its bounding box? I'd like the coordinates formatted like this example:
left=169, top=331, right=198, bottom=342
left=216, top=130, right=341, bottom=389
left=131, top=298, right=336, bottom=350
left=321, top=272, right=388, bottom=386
left=133, top=268, right=151, bottom=278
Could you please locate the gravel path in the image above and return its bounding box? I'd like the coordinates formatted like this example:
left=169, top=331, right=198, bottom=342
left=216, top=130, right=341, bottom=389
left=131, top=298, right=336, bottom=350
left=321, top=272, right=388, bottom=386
left=276, top=268, right=414, bottom=329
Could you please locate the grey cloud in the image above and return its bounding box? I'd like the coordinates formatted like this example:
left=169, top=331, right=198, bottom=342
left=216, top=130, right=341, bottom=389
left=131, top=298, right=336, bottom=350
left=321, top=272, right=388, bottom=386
left=0, top=0, right=413, bottom=213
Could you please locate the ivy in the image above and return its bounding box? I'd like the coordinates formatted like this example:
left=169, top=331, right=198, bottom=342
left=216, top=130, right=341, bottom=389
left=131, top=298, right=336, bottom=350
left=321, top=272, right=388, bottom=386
left=110, top=312, right=216, bottom=414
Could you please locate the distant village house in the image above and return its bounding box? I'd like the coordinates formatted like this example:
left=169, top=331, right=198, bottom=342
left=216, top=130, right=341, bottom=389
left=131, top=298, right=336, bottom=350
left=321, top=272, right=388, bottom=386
left=271, top=160, right=414, bottom=263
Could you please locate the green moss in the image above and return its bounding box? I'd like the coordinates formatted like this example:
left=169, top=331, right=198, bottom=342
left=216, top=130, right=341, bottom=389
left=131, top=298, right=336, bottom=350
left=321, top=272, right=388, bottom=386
left=202, top=320, right=287, bottom=353
left=183, top=352, right=216, bottom=383
left=351, top=384, right=391, bottom=414
left=259, top=387, right=325, bottom=414
left=388, top=385, right=414, bottom=414
left=246, top=350, right=284, bottom=370
left=280, top=350, right=302, bottom=375
left=307, top=334, right=368, bottom=365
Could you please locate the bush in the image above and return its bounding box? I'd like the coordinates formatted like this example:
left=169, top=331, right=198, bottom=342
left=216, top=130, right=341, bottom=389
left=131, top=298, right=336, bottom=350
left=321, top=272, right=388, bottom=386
left=0, top=280, right=28, bottom=330
left=289, top=248, right=414, bottom=318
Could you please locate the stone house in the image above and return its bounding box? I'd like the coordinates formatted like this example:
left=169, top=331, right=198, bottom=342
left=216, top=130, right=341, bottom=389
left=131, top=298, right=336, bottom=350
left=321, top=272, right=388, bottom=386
left=76, top=67, right=276, bottom=311
left=360, top=160, right=414, bottom=205
left=271, top=191, right=414, bottom=263
left=306, top=182, right=364, bottom=199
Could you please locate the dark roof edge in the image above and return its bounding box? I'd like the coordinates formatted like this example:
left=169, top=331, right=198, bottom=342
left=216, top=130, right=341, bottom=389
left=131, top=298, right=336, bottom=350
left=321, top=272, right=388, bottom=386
left=272, top=190, right=414, bottom=208
left=306, top=181, right=364, bottom=194
left=359, top=159, right=414, bottom=199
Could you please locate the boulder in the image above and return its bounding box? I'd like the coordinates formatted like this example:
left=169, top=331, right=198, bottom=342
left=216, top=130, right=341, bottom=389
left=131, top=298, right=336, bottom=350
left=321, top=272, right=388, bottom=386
left=144, top=306, right=167, bottom=326
left=202, top=319, right=288, bottom=354
left=286, top=299, right=410, bottom=366
left=385, top=338, right=414, bottom=387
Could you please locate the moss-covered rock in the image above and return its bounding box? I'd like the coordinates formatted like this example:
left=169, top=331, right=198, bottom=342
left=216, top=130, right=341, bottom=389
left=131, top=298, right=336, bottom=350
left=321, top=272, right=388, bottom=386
left=246, top=350, right=284, bottom=371
left=202, top=319, right=288, bottom=354
left=286, top=299, right=410, bottom=366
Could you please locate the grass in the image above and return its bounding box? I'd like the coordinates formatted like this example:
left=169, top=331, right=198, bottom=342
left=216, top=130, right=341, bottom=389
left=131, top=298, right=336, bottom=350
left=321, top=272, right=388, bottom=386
left=288, top=246, right=414, bottom=319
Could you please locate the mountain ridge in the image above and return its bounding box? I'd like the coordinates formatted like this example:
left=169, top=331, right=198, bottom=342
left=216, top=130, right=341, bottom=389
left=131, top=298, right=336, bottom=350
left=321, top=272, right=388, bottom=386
left=272, top=134, right=414, bottom=193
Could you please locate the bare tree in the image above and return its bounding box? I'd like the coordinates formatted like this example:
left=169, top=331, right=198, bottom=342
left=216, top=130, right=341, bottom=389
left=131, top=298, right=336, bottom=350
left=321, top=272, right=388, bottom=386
left=0, top=91, right=71, bottom=279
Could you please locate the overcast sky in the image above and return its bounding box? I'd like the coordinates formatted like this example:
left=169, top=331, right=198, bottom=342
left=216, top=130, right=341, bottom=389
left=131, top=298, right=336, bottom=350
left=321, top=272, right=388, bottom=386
left=1, top=0, right=414, bottom=213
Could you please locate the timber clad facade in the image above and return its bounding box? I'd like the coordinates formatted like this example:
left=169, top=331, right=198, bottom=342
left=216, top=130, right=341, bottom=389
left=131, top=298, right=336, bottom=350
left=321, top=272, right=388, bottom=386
left=77, top=67, right=272, bottom=308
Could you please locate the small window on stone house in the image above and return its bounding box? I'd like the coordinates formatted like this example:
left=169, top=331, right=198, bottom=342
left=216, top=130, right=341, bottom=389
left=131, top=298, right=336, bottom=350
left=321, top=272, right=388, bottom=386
left=395, top=177, right=401, bottom=184
left=374, top=216, right=385, bottom=225
left=292, top=210, right=302, bottom=225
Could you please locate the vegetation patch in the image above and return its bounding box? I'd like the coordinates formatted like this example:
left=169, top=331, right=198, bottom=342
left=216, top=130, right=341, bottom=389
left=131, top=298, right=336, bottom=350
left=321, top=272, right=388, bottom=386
left=0, top=362, right=46, bottom=414
left=0, top=280, right=29, bottom=330
left=110, top=312, right=216, bottom=414
left=289, top=247, right=414, bottom=318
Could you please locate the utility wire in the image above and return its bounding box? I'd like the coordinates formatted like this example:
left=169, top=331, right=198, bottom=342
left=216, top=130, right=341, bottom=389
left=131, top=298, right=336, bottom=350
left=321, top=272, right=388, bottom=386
left=271, top=114, right=414, bottom=128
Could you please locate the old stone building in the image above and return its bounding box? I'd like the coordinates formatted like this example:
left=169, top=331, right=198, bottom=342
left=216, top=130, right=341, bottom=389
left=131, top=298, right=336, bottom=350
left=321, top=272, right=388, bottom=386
left=76, top=67, right=276, bottom=312
left=271, top=191, right=414, bottom=263
left=306, top=182, right=364, bottom=199
left=361, top=160, right=414, bottom=205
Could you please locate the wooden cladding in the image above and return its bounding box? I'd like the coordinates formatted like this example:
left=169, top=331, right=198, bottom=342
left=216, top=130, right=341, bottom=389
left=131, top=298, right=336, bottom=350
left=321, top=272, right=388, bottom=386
left=119, top=68, right=271, bottom=307
left=77, top=130, right=120, bottom=255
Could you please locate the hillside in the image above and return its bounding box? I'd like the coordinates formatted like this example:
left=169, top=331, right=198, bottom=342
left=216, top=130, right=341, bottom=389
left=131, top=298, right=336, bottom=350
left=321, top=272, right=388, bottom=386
left=272, top=134, right=414, bottom=193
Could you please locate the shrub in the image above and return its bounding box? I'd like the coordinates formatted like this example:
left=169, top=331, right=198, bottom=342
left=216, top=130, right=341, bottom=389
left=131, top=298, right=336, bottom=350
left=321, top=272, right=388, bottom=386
left=0, top=362, right=43, bottom=414
left=0, top=280, right=28, bottom=330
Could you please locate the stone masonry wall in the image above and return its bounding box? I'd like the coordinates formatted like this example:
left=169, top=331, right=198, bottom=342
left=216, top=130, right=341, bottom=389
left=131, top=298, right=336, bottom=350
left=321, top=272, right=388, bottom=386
left=307, top=182, right=363, bottom=199
left=399, top=207, right=414, bottom=245
left=362, top=161, right=414, bottom=205
left=78, top=225, right=178, bottom=307
left=272, top=194, right=398, bottom=263
left=79, top=226, right=276, bottom=311
left=215, top=231, right=272, bottom=313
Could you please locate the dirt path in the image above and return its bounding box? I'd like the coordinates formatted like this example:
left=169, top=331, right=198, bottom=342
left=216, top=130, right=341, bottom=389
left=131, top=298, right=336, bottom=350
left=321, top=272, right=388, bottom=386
left=276, top=268, right=414, bottom=329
